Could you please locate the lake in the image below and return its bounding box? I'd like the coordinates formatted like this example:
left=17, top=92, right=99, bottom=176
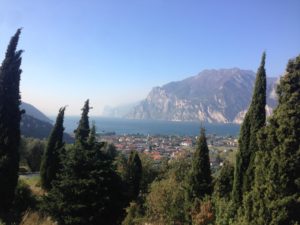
left=58, top=117, right=241, bottom=137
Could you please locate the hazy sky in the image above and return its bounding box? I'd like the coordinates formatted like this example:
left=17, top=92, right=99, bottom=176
left=0, top=0, right=299, bottom=116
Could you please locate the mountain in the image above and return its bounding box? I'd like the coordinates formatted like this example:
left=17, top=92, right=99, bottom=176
left=19, top=102, right=74, bottom=142
left=102, top=102, right=140, bottom=118
left=21, top=102, right=52, bottom=123
left=20, top=114, right=74, bottom=143
left=127, top=68, right=278, bottom=123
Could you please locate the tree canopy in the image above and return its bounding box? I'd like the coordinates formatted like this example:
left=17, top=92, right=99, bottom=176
left=0, top=29, right=23, bottom=219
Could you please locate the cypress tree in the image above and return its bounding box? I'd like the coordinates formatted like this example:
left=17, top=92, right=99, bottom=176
left=243, top=55, right=300, bottom=225
left=214, top=161, right=234, bottom=199
left=44, top=128, right=124, bottom=225
left=75, top=99, right=90, bottom=144
left=87, top=124, right=96, bottom=147
left=186, top=127, right=212, bottom=202
left=127, top=150, right=142, bottom=200
left=184, top=128, right=212, bottom=224
left=232, top=52, right=267, bottom=206
left=45, top=104, right=125, bottom=224
left=0, top=29, right=23, bottom=216
left=40, top=107, right=66, bottom=190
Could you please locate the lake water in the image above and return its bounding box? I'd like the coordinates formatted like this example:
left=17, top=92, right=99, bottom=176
left=59, top=117, right=240, bottom=137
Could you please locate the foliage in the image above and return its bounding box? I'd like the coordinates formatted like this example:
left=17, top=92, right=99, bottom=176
left=115, top=152, right=129, bottom=179
left=24, top=139, right=45, bottom=172
left=237, top=55, right=300, bottom=225
left=0, top=29, right=23, bottom=219
left=43, top=102, right=124, bottom=225
left=116, top=152, right=160, bottom=194
left=127, top=151, right=142, bottom=200
left=87, top=123, right=96, bottom=146
left=74, top=99, right=90, bottom=144
left=145, top=176, right=186, bottom=225
left=12, top=180, right=37, bottom=219
left=19, top=138, right=45, bottom=172
left=118, top=152, right=160, bottom=225
left=139, top=153, right=160, bottom=193
left=213, top=161, right=234, bottom=199
left=20, top=175, right=44, bottom=197
left=213, top=197, right=235, bottom=225
left=191, top=197, right=214, bottom=225
left=102, top=142, right=118, bottom=160
left=232, top=52, right=267, bottom=207
left=122, top=201, right=144, bottom=225
left=143, top=157, right=190, bottom=225
left=185, top=127, right=212, bottom=221
left=43, top=142, right=124, bottom=225
left=40, top=107, right=66, bottom=190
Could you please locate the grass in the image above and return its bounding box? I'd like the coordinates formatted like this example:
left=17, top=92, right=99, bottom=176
left=19, top=211, right=55, bottom=225
left=19, top=174, right=45, bottom=196
left=18, top=175, right=56, bottom=225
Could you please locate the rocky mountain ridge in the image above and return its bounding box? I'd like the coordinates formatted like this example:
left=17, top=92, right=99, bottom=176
left=126, top=68, right=278, bottom=123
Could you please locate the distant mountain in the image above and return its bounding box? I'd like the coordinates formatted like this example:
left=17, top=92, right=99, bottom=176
left=21, top=102, right=52, bottom=123
left=102, top=102, right=140, bottom=118
left=20, top=114, right=74, bottom=143
left=127, top=68, right=278, bottom=123
left=19, top=102, right=74, bottom=142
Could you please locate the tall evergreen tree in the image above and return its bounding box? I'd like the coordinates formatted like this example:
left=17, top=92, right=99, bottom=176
left=240, top=55, right=300, bottom=225
left=40, top=107, right=66, bottom=190
left=44, top=129, right=124, bottom=225
left=232, top=52, right=267, bottom=206
left=127, top=150, right=142, bottom=200
left=87, top=124, right=96, bottom=147
left=214, top=161, right=234, bottom=199
left=75, top=99, right=90, bottom=144
left=0, top=29, right=23, bottom=216
left=186, top=127, right=212, bottom=202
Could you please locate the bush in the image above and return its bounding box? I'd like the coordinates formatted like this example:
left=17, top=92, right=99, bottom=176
left=122, top=201, right=144, bottom=225
left=19, top=138, right=45, bottom=172
left=191, top=197, right=214, bottom=225
left=13, top=180, right=37, bottom=214
left=25, top=139, right=45, bottom=172
left=1, top=180, right=38, bottom=224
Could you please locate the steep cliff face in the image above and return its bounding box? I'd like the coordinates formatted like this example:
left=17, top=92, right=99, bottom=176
left=127, top=68, right=278, bottom=123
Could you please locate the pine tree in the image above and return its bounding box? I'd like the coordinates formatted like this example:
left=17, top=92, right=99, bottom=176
left=214, top=161, right=234, bottom=199
left=44, top=104, right=124, bottom=224
left=186, top=128, right=212, bottom=202
left=75, top=99, right=90, bottom=144
left=127, top=151, right=142, bottom=200
left=232, top=52, right=266, bottom=206
left=40, top=107, right=66, bottom=190
left=45, top=145, right=104, bottom=225
left=0, top=29, right=23, bottom=216
left=87, top=124, right=96, bottom=147
left=242, top=55, right=300, bottom=225
left=44, top=131, right=124, bottom=225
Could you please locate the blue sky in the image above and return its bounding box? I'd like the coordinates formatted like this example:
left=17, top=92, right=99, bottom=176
left=0, top=0, right=299, bottom=116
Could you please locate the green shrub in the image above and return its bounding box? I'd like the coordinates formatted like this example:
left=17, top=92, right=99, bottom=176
left=13, top=180, right=37, bottom=214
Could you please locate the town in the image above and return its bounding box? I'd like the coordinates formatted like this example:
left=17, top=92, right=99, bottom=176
left=98, top=133, right=238, bottom=169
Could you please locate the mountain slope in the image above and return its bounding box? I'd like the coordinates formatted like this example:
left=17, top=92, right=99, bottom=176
left=18, top=102, right=74, bottom=142
left=21, top=114, right=74, bottom=143
left=127, top=68, right=278, bottom=123
left=21, top=102, right=52, bottom=123
left=102, top=102, right=140, bottom=118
